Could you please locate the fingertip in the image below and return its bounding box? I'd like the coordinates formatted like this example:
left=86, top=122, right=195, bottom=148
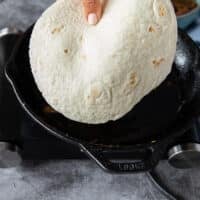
left=87, top=13, right=98, bottom=25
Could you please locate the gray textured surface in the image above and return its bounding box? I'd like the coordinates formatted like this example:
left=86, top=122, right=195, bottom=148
left=0, top=1, right=200, bottom=200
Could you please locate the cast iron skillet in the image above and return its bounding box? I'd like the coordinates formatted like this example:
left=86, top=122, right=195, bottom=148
left=5, top=26, right=200, bottom=173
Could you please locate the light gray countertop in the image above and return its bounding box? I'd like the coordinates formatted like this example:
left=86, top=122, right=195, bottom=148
left=0, top=1, right=200, bottom=200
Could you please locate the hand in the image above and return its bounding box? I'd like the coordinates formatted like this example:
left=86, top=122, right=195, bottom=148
left=82, top=0, right=106, bottom=25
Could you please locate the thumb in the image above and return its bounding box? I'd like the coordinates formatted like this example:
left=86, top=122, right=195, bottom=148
left=82, top=0, right=103, bottom=25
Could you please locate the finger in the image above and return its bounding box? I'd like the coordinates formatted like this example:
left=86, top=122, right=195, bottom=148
left=82, top=0, right=103, bottom=25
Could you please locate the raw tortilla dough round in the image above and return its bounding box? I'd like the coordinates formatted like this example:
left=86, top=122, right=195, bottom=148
left=29, top=0, right=177, bottom=124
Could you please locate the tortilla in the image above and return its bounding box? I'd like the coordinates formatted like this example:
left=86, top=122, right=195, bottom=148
left=29, top=0, right=177, bottom=124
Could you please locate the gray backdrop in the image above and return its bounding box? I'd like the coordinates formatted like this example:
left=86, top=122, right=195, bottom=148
left=0, top=1, right=200, bottom=200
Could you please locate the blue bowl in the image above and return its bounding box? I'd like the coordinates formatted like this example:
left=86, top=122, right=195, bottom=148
left=177, top=0, right=200, bottom=29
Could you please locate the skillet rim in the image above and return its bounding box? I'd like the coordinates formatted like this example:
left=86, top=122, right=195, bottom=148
left=4, top=27, right=199, bottom=149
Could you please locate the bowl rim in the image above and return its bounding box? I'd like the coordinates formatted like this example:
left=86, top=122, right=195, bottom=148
left=177, top=0, right=200, bottom=19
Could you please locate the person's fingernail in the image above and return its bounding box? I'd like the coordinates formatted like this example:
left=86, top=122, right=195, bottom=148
left=87, top=13, right=98, bottom=25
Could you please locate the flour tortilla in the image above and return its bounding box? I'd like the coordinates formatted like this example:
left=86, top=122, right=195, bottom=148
left=29, top=0, right=177, bottom=124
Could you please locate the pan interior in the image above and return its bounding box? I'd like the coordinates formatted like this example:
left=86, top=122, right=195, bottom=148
left=9, top=27, right=187, bottom=146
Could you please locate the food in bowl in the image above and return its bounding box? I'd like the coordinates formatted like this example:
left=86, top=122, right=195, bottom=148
left=172, top=0, right=198, bottom=16
left=29, top=0, right=177, bottom=124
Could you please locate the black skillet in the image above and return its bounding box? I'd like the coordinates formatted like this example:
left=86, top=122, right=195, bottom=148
left=5, top=26, right=200, bottom=173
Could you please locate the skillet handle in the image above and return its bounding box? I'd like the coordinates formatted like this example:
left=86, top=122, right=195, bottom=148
left=80, top=144, right=166, bottom=173
left=81, top=117, right=194, bottom=173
